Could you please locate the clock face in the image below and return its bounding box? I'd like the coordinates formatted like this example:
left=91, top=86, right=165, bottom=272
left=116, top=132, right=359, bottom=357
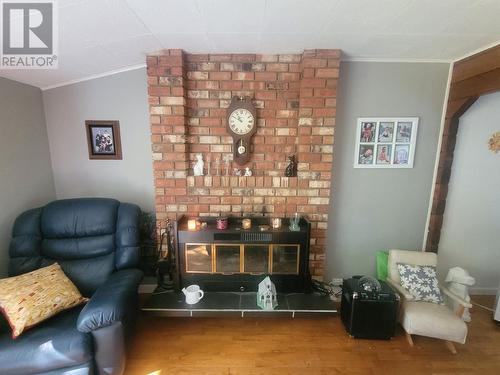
left=228, top=109, right=255, bottom=135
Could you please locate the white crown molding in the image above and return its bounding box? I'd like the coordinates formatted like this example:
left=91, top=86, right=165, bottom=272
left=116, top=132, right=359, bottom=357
left=342, top=57, right=452, bottom=64
left=41, top=63, right=147, bottom=91
left=453, top=39, right=500, bottom=62
left=0, top=74, right=40, bottom=89
left=40, top=56, right=452, bottom=91
left=37, top=40, right=499, bottom=91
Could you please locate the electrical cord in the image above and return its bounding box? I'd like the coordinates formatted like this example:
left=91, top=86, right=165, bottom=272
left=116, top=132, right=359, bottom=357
left=311, top=279, right=342, bottom=300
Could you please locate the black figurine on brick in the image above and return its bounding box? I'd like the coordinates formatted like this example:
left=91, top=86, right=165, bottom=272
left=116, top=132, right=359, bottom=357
left=285, top=155, right=297, bottom=177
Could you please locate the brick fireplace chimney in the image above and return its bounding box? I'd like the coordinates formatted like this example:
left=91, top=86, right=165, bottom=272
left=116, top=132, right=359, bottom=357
left=147, top=49, right=340, bottom=279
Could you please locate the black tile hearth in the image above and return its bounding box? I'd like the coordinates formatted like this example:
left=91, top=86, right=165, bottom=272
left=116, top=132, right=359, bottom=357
left=146, top=291, right=241, bottom=310
left=286, top=293, right=339, bottom=311
left=198, top=292, right=241, bottom=309
left=142, top=291, right=337, bottom=318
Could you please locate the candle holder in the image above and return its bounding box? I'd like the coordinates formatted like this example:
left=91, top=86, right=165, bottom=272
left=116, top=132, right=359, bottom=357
left=216, top=217, right=228, bottom=230
left=289, top=212, right=301, bottom=231
left=242, top=218, right=252, bottom=230
left=187, top=218, right=199, bottom=231
left=271, top=217, right=282, bottom=230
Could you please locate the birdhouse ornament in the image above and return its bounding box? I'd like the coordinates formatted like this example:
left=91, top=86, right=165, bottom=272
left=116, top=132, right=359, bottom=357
left=257, top=276, right=278, bottom=310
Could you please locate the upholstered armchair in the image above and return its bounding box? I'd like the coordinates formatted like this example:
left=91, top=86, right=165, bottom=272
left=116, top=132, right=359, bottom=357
left=0, top=198, right=143, bottom=375
left=386, top=249, right=472, bottom=354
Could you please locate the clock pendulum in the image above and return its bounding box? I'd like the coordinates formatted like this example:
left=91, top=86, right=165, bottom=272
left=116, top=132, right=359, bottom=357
left=237, top=139, right=246, bottom=155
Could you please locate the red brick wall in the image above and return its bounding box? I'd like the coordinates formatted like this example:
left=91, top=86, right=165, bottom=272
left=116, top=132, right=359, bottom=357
left=147, top=49, right=340, bottom=278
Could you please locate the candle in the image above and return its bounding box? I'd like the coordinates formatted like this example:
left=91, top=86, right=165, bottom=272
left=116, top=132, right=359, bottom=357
left=242, top=218, right=251, bottom=230
left=216, top=217, right=228, bottom=230
left=271, top=217, right=282, bottom=229
left=187, top=219, right=197, bottom=231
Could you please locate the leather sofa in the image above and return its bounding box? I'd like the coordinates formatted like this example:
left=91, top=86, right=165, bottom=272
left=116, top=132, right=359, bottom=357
left=0, top=198, right=143, bottom=375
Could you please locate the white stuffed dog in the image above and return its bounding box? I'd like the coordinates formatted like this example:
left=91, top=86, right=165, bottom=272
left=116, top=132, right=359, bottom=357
left=445, top=267, right=475, bottom=322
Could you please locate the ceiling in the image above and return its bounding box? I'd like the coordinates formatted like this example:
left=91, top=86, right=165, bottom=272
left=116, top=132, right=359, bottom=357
left=1, top=0, right=499, bottom=90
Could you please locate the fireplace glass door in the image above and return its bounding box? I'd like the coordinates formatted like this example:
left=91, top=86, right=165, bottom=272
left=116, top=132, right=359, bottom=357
left=185, top=243, right=300, bottom=275
left=185, top=244, right=212, bottom=273
left=243, top=245, right=270, bottom=274
left=272, top=245, right=300, bottom=274
left=215, top=244, right=241, bottom=273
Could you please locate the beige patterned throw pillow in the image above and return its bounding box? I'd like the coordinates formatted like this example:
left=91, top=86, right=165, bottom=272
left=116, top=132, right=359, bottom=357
left=0, top=263, right=87, bottom=338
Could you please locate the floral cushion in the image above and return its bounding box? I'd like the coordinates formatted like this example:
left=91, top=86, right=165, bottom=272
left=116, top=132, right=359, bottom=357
left=397, top=263, right=444, bottom=304
left=0, top=263, right=87, bottom=338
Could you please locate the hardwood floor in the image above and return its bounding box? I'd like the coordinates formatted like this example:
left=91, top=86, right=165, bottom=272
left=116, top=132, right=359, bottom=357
left=126, top=296, right=500, bottom=375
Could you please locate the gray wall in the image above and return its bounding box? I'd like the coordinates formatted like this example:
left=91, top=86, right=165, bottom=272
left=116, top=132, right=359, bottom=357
left=438, top=91, right=500, bottom=293
left=0, top=78, right=56, bottom=277
left=326, top=61, right=450, bottom=281
left=43, top=68, right=154, bottom=212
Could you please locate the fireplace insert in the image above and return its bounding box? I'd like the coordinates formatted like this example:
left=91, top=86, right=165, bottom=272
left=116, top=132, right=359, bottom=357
left=174, top=216, right=311, bottom=293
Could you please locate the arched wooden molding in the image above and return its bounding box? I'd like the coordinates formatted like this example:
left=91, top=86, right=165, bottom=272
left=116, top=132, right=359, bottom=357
left=426, top=44, right=500, bottom=252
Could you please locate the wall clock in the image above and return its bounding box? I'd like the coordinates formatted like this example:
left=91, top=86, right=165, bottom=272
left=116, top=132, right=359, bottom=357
left=226, top=96, right=257, bottom=165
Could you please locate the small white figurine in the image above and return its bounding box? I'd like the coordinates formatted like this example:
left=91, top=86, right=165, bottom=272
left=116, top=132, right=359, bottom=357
left=223, top=154, right=232, bottom=176
left=445, top=267, right=475, bottom=322
left=206, top=154, right=211, bottom=176
left=193, top=154, right=204, bottom=176
left=215, top=157, right=220, bottom=176
left=244, top=167, right=252, bottom=177
left=234, top=168, right=242, bottom=176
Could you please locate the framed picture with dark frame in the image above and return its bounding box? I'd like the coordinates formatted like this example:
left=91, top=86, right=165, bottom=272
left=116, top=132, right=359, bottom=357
left=353, top=117, right=418, bottom=168
left=85, top=120, right=122, bottom=160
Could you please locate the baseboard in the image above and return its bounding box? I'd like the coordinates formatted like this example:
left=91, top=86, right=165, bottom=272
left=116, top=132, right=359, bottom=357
left=470, top=287, right=498, bottom=296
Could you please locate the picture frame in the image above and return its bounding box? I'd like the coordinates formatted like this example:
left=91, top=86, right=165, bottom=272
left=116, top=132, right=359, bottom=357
left=85, top=120, right=122, bottom=160
left=353, top=117, right=418, bottom=168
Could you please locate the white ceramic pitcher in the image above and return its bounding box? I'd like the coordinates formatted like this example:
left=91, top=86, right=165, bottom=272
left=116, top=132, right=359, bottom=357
left=182, top=284, right=204, bottom=305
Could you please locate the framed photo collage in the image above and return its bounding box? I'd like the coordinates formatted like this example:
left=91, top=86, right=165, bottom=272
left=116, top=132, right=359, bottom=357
left=354, top=117, right=419, bottom=168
